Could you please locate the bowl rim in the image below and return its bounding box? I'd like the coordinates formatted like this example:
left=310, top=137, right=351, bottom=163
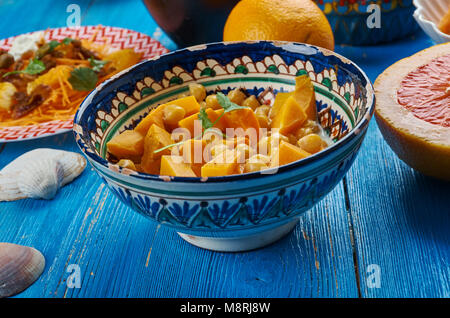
left=74, top=40, right=376, bottom=184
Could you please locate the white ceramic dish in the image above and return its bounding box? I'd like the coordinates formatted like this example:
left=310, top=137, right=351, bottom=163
left=414, top=0, right=450, bottom=43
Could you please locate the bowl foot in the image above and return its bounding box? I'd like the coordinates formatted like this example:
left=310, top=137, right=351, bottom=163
left=177, top=219, right=299, bottom=252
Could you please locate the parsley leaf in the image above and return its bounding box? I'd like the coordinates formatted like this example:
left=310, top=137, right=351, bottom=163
left=68, top=67, right=98, bottom=91
left=48, top=40, right=61, bottom=51
left=62, top=37, right=74, bottom=45
left=152, top=91, right=249, bottom=154
left=3, top=59, right=46, bottom=77
left=198, top=108, right=214, bottom=130
left=89, top=57, right=110, bottom=72
left=216, top=92, right=248, bottom=113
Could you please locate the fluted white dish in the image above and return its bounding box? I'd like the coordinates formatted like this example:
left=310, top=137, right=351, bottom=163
left=414, top=0, right=450, bottom=43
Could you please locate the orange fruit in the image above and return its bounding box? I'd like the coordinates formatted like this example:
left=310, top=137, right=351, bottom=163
left=375, top=43, right=450, bottom=180
left=223, top=0, right=334, bottom=51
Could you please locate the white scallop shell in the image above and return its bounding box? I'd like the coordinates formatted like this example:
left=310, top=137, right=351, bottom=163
left=0, top=148, right=86, bottom=201
left=414, top=0, right=450, bottom=44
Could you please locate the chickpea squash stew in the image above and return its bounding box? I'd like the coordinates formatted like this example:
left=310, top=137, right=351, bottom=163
left=106, top=75, right=329, bottom=178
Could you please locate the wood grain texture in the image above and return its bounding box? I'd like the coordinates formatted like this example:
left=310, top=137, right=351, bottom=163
left=344, top=121, right=450, bottom=298
left=336, top=37, right=449, bottom=298
left=0, top=0, right=448, bottom=298
left=0, top=138, right=358, bottom=297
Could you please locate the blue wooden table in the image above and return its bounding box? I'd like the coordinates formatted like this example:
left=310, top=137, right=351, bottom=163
left=0, top=0, right=448, bottom=298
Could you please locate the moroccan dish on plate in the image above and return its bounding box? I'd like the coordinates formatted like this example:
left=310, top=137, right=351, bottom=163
left=0, top=26, right=168, bottom=142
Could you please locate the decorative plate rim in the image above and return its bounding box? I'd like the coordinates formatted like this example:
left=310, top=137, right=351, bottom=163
left=74, top=40, right=376, bottom=184
left=0, top=25, right=169, bottom=143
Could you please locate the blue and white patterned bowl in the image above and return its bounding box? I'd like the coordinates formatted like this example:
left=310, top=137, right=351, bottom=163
left=73, top=41, right=375, bottom=252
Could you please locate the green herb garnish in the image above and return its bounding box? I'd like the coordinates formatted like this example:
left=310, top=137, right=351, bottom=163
left=195, top=92, right=249, bottom=132
left=89, top=57, right=110, bottom=72
left=68, top=67, right=98, bottom=91
left=62, top=37, right=74, bottom=45
left=198, top=108, right=214, bottom=130
left=216, top=92, right=248, bottom=113
left=3, top=59, right=46, bottom=77
left=36, top=38, right=75, bottom=59
left=152, top=92, right=249, bottom=154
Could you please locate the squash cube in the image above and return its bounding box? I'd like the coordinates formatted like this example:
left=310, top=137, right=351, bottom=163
left=201, top=149, right=244, bottom=177
left=223, top=108, right=260, bottom=138
left=271, top=95, right=307, bottom=135
left=178, top=108, right=226, bottom=136
left=160, top=155, right=196, bottom=177
left=270, top=91, right=293, bottom=119
left=106, top=130, right=144, bottom=161
left=135, top=105, right=166, bottom=135
left=166, top=95, right=200, bottom=117
left=270, top=141, right=310, bottom=167
left=141, top=124, right=174, bottom=173
left=179, top=138, right=207, bottom=165
left=293, top=75, right=317, bottom=121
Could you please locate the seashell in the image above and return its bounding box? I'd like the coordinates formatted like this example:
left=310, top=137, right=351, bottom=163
left=0, top=148, right=86, bottom=201
left=0, top=243, right=45, bottom=298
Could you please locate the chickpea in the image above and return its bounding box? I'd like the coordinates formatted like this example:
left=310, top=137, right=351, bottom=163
left=227, top=88, right=246, bottom=105
left=287, top=134, right=298, bottom=145
left=210, top=143, right=228, bottom=157
left=224, top=137, right=248, bottom=149
left=244, top=162, right=269, bottom=173
left=204, top=94, right=222, bottom=110
left=255, top=113, right=269, bottom=129
left=177, top=92, right=189, bottom=99
left=242, top=95, right=260, bottom=110
left=248, top=154, right=270, bottom=164
left=297, top=133, right=324, bottom=154
left=258, top=133, right=288, bottom=156
left=189, top=83, right=206, bottom=102
left=244, top=155, right=269, bottom=173
left=163, top=104, right=186, bottom=127
left=236, top=143, right=253, bottom=159
left=304, top=119, right=320, bottom=133
left=255, top=105, right=270, bottom=117
left=270, top=132, right=289, bottom=143
left=294, top=127, right=314, bottom=139
left=117, top=159, right=136, bottom=170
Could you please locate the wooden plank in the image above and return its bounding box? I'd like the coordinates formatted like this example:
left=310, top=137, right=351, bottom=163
left=0, top=0, right=92, bottom=39
left=3, top=0, right=447, bottom=299
left=0, top=0, right=359, bottom=298
left=336, top=34, right=449, bottom=297
left=344, top=121, right=450, bottom=298
left=1, top=134, right=358, bottom=297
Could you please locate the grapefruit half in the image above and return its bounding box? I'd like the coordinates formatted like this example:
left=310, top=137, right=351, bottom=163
left=375, top=43, right=450, bottom=180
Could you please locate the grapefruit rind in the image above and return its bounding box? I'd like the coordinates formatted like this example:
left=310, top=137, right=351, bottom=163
left=375, top=43, right=450, bottom=180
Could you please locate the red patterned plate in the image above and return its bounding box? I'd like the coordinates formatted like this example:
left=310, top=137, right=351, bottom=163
left=0, top=25, right=169, bottom=143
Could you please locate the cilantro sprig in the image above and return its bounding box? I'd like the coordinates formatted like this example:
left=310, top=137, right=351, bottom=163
left=36, top=37, right=75, bottom=59
left=68, top=67, right=98, bottom=91
left=153, top=91, right=249, bottom=154
left=68, top=58, right=110, bottom=91
left=89, top=57, right=110, bottom=72
left=3, top=59, right=46, bottom=77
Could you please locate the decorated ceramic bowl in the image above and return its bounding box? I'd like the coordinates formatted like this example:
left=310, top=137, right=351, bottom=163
left=73, top=41, right=375, bottom=252
left=313, top=0, right=420, bottom=45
